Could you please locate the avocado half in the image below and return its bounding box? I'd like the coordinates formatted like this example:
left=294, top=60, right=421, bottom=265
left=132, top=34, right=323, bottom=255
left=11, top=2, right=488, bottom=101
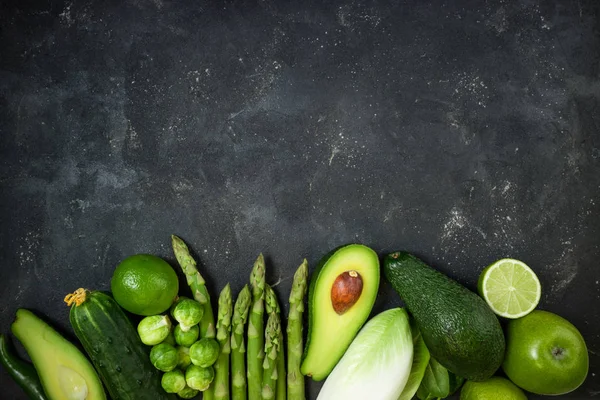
left=11, top=309, right=106, bottom=400
left=300, top=244, right=380, bottom=381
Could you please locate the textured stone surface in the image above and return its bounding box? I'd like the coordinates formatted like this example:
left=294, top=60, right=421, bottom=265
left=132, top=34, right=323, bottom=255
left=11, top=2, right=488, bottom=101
left=1, top=0, right=599, bottom=398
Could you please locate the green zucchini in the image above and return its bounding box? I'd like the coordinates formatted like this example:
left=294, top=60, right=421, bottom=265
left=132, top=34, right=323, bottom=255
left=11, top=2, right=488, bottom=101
left=66, top=288, right=177, bottom=400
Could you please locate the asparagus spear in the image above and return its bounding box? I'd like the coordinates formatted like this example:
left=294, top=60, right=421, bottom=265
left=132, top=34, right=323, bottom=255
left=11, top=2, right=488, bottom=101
left=231, top=285, right=251, bottom=400
left=172, top=235, right=217, bottom=400
left=287, top=260, right=308, bottom=400
left=276, top=329, right=286, bottom=400
left=264, top=284, right=280, bottom=315
left=265, top=285, right=286, bottom=400
left=262, top=312, right=281, bottom=400
left=171, top=235, right=216, bottom=339
left=247, top=254, right=266, bottom=400
left=215, top=284, right=232, bottom=400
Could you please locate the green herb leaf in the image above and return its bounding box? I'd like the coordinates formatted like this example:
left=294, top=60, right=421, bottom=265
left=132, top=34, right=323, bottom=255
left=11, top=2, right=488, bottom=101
left=416, top=357, right=450, bottom=400
left=398, top=321, right=431, bottom=400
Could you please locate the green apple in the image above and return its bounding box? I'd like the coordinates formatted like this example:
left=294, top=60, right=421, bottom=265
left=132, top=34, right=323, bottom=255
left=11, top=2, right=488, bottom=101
left=502, top=310, right=588, bottom=395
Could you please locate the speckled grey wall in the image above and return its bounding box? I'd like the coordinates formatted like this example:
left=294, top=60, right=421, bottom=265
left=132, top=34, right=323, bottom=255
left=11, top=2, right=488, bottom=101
left=1, top=0, right=599, bottom=398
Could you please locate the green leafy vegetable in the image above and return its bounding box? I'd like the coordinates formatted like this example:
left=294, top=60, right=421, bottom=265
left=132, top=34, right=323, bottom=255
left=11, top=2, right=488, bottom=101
left=177, top=346, right=192, bottom=369
left=177, top=385, right=199, bottom=399
left=317, top=308, right=413, bottom=400
left=448, top=371, right=465, bottom=395
left=185, top=364, right=215, bottom=391
left=414, top=352, right=466, bottom=400
left=398, top=321, right=430, bottom=400
left=161, top=370, right=186, bottom=393
left=137, top=315, right=172, bottom=346
left=416, top=358, right=450, bottom=400
left=174, top=324, right=199, bottom=347
left=150, top=343, right=179, bottom=372
left=190, top=338, right=220, bottom=368
left=172, top=299, right=204, bottom=332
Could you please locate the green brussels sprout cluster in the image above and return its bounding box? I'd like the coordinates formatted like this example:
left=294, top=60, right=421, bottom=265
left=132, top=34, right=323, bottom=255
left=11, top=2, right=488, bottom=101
left=137, top=296, right=220, bottom=398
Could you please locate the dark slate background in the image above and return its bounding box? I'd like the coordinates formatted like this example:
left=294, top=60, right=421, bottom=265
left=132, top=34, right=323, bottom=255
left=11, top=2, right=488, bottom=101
left=1, top=0, right=599, bottom=398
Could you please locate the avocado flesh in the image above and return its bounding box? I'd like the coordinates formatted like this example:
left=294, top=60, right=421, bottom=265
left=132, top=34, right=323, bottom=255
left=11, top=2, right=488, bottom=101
left=11, top=309, right=106, bottom=400
left=383, top=252, right=505, bottom=381
left=301, top=244, right=380, bottom=381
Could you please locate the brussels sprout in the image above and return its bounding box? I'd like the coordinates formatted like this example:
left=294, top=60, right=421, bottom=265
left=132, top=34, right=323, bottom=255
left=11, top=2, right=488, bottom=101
left=177, top=346, right=192, bottom=369
left=177, top=385, right=199, bottom=399
left=189, top=338, right=220, bottom=367
left=170, top=296, right=191, bottom=320
left=161, top=330, right=176, bottom=346
left=185, top=364, right=215, bottom=391
left=150, top=343, right=179, bottom=372
left=174, top=324, right=199, bottom=347
left=138, top=315, right=172, bottom=346
left=172, top=299, right=204, bottom=332
left=161, top=370, right=186, bottom=393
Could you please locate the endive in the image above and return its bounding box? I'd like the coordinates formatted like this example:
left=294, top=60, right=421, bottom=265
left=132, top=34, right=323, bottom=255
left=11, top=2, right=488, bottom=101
left=317, top=308, right=413, bottom=400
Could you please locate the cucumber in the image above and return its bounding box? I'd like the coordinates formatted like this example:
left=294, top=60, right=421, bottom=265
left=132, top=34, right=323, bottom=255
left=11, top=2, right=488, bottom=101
left=66, top=288, right=177, bottom=400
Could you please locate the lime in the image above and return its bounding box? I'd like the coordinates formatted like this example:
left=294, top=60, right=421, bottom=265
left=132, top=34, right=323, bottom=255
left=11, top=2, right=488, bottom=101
left=460, top=377, right=527, bottom=400
left=477, top=258, right=541, bottom=319
left=111, top=254, right=179, bottom=316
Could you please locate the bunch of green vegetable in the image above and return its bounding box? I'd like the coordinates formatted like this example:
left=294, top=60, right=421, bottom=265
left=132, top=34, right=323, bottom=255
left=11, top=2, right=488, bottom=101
left=137, top=298, right=219, bottom=398
left=2, top=228, right=590, bottom=400
left=168, top=242, right=310, bottom=400
left=2, top=235, right=313, bottom=400
left=130, top=236, right=225, bottom=399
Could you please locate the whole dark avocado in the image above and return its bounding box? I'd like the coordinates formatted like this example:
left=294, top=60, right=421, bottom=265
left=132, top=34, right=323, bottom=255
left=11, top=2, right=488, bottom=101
left=384, top=252, right=505, bottom=381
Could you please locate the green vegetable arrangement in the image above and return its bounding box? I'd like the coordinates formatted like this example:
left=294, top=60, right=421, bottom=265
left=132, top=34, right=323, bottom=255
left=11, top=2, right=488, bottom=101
left=117, top=236, right=222, bottom=399
left=1, top=237, right=589, bottom=400
left=131, top=238, right=311, bottom=400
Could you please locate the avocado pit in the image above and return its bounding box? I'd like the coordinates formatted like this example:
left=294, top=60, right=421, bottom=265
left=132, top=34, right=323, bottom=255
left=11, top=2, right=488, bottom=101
left=331, top=270, right=363, bottom=315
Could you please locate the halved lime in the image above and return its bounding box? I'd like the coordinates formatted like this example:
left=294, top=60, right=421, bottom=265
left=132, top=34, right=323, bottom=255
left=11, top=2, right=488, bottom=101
left=478, top=258, right=541, bottom=319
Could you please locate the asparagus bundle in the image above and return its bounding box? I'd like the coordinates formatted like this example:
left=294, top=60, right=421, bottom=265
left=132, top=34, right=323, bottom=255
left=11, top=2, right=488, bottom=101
left=265, top=285, right=286, bottom=400
left=215, top=284, right=232, bottom=400
left=231, top=285, right=251, bottom=400
left=247, top=254, right=266, bottom=400
left=262, top=312, right=282, bottom=400
left=287, top=260, right=308, bottom=400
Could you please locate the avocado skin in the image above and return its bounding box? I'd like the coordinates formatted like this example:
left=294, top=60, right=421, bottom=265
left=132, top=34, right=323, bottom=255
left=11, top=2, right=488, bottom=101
left=383, top=252, right=505, bottom=381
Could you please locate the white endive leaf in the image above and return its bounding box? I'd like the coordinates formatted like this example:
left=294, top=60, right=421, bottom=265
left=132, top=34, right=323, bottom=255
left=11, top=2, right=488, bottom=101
left=317, top=308, right=413, bottom=400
